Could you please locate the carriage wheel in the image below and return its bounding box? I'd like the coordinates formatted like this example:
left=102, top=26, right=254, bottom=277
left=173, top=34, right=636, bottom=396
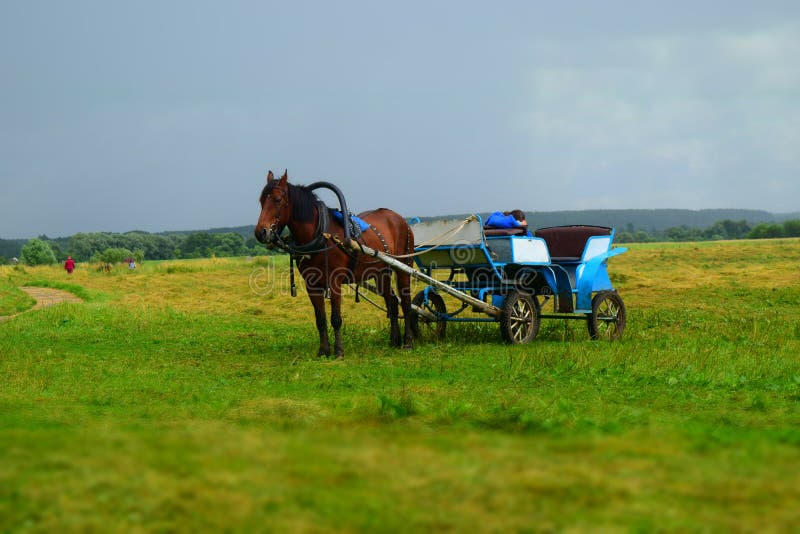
left=587, top=291, right=626, bottom=340
left=410, top=290, right=447, bottom=341
left=499, top=290, right=540, bottom=344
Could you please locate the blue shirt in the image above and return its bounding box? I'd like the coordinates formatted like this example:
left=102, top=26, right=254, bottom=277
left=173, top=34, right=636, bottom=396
left=485, top=212, right=532, bottom=236
left=485, top=211, right=522, bottom=228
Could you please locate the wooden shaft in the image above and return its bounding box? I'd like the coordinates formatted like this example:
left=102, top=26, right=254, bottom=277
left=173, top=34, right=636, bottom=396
left=331, top=234, right=501, bottom=317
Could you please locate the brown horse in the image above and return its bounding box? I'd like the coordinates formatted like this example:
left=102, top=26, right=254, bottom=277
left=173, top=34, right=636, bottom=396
left=255, top=170, right=415, bottom=357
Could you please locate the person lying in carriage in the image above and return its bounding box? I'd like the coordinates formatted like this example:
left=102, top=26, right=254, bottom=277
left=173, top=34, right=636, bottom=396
left=484, top=209, right=532, bottom=236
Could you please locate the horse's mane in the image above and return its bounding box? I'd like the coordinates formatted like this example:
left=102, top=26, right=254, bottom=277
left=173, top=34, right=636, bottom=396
left=260, top=182, right=319, bottom=223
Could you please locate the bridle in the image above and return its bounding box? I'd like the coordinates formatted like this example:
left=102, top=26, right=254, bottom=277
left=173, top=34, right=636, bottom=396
left=262, top=187, right=332, bottom=256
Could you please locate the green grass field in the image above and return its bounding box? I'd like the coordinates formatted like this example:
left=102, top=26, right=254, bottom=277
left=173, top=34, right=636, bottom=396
left=2, top=240, right=799, bottom=532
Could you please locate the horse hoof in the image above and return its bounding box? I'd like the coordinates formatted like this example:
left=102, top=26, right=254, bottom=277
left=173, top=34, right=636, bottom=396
left=403, top=342, right=414, bottom=350
left=317, top=348, right=331, bottom=358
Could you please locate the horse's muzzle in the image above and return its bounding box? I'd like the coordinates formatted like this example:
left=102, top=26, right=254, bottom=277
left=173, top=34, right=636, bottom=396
left=255, top=226, right=273, bottom=245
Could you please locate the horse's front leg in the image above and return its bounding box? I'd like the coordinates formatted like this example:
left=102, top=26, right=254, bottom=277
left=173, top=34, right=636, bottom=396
left=330, top=281, right=344, bottom=358
left=308, top=291, right=331, bottom=357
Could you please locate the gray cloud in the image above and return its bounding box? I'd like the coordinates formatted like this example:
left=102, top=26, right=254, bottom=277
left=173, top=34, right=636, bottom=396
left=1, top=2, right=798, bottom=238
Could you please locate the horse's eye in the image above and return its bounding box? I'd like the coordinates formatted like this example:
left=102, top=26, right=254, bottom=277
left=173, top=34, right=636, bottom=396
left=273, top=196, right=283, bottom=204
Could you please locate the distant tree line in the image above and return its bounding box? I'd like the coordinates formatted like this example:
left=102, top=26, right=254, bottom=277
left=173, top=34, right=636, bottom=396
left=2, top=219, right=800, bottom=265
left=615, top=219, right=800, bottom=243
left=1, top=231, right=273, bottom=265
left=0, top=238, right=26, bottom=261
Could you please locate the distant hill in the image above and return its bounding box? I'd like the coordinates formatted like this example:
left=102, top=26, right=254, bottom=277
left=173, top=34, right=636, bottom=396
left=407, top=208, right=779, bottom=231
left=155, top=225, right=257, bottom=238
left=492, top=208, right=777, bottom=232
left=774, top=212, right=800, bottom=222
left=187, top=208, right=783, bottom=239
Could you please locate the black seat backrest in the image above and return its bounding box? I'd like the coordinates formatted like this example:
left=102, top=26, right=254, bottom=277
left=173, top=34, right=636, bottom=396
left=484, top=227, right=527, bottom=237
left=534, top=225, right=612, bottom=261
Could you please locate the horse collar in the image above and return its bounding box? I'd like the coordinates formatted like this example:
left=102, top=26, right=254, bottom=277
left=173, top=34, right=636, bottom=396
left=276, top=199, right=330, bottom=255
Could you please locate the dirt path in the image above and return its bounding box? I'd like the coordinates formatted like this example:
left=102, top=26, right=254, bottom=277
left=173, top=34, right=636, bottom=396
left=0, top=287, right=83, bottom=322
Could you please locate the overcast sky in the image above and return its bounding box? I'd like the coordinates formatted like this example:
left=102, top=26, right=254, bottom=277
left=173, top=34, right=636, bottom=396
left=1, top=1, right=798, bottom=238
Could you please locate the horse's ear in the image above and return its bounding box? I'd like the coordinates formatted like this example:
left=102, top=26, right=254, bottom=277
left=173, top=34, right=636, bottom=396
left=279, top=170, right=288, bottom=185
left=266, top=170, right=274, bottom=183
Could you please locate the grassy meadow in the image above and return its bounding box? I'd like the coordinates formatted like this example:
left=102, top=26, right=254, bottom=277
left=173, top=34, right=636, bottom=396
left=1, top=239, right=800, bottom=532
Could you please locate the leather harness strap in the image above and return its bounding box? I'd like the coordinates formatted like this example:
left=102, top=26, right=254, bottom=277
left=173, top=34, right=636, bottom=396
left=368, top=223, right=390, bottom=254
left=275, top=204, right=394, bottom=300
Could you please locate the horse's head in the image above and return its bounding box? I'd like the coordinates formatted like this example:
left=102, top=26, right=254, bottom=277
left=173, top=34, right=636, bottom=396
left=255, top=170, right=291, bottom=246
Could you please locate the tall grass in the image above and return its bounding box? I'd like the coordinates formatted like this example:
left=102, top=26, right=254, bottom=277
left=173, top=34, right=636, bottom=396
left=1, top=241, right=799, bottom=531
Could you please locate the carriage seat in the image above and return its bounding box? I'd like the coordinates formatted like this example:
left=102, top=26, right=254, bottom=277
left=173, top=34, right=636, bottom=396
left=534, top=225, right=612, bottom=262
left=483, top=227, right=528, bottom=237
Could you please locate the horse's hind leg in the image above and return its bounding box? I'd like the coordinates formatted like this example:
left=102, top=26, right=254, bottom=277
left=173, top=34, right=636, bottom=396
left=330, top=283, right=344, bottom=358
left=378, top=269, right=402, bottom=347
left=309, top=292, right=331, bottom=357
left=396, top=269, right=414, bottom=349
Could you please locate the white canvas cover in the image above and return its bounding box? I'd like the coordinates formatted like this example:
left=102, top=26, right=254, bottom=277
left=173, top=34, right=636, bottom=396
left=411, top=216, right=484, bottom=248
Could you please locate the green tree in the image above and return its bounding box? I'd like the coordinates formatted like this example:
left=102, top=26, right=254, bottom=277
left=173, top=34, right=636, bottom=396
left=21, top=238, right=57, bottom=266
left=134, top=233, right=178, bottom=260
left=664, top=225, right=703, bottom=242
left=245, top=237, right=274, bottom=256
left=180, top=233, right=214, bottom=258
left=748, top=224, right=785, bottom=239
left=212, top=233, right=246, bottom=256
left=94, top=247, right=134, bottom=265
left=702, top=219, right=751, bottom=240
left=782, top=219, right=800, bottom=237
left=721, top=219, right=752, bottom=239
left=615, top=231, right=634, bottom=243
left=47, top=240, right=66, bottom=261
left=68, top=233, right=111, bottom=261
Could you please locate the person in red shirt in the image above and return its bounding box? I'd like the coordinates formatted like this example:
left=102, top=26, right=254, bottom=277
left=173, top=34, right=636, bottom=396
left=64, top=256, right=76, bottom=274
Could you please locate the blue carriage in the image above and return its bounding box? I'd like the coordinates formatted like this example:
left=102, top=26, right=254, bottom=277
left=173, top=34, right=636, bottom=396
left=407, top=215, right=628, bottom=343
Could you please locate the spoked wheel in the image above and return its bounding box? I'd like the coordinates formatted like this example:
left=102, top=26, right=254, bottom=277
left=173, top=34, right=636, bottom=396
left=499, top=290, right=540, bottom=344
left=410, top=290, right=447, bottom=341
left=587, top=291, right=626, bottom=340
